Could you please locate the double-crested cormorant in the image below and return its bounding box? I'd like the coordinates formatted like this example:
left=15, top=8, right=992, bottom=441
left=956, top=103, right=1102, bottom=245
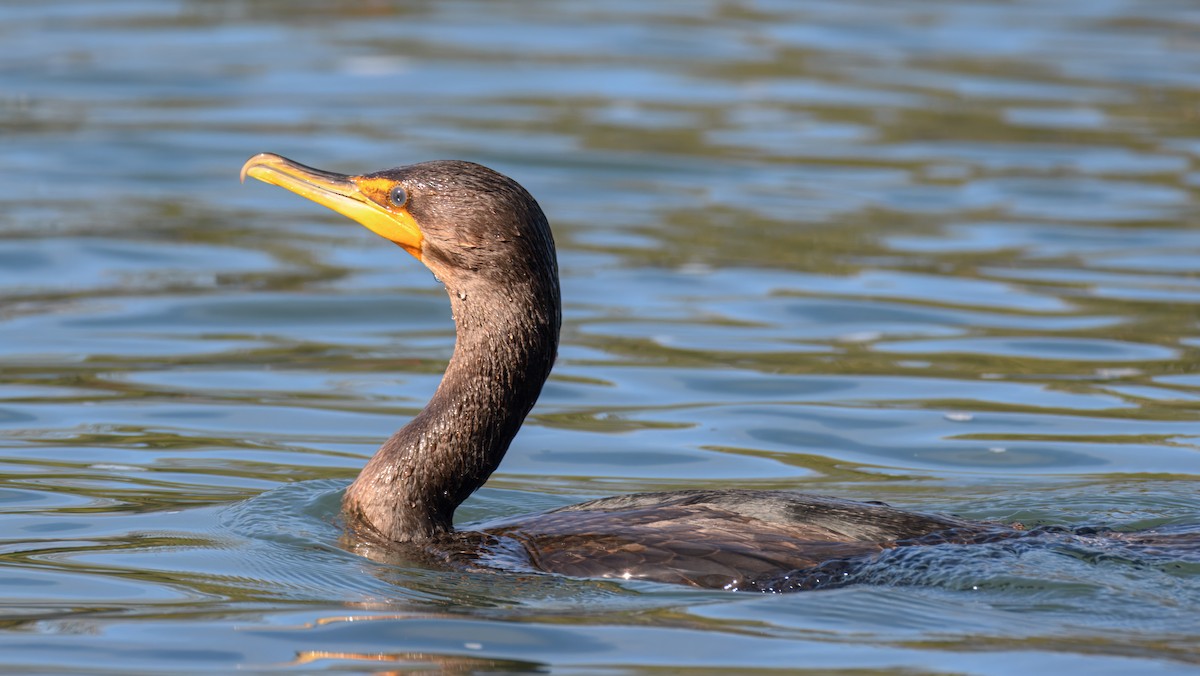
left=240, top=154, right=1192, bottom=592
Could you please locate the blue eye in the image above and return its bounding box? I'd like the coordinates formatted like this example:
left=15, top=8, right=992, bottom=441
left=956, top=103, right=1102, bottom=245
left=388, top=186, right=408, bottom=207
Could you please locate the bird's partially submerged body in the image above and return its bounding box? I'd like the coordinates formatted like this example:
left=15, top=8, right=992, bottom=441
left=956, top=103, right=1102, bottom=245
left=240, top=153, right=1196, bottom=592
left=471, top=489, right=996, bottom=590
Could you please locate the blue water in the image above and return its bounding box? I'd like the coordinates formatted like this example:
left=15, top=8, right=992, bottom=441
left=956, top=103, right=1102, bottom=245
left=3, top=0, right=1200, bottom=672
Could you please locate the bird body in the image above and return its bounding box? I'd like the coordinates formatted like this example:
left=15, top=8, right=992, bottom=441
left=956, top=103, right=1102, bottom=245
left=473, top=489, right=989, bottom=590
left=240, top=154, right=1193, bottom=591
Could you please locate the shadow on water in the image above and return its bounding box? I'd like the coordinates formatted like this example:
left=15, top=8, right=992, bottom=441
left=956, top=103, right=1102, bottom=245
left=2, top=0, right=1200, bottom=672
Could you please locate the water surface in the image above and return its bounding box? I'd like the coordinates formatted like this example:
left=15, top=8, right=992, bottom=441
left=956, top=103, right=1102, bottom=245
left=2, top=1, right=1200, bottom=673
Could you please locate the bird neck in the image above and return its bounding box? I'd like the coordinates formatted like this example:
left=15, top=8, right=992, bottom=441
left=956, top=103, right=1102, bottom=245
left=343, top=273, right=560, bottom=543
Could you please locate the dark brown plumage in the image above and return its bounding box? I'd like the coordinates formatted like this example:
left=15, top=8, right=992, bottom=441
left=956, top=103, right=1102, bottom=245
left=477, top=489, right=989, bottom=589
left=240, top=154, right=1197, bottom=592
left=341, top=161, right=560, bottom=541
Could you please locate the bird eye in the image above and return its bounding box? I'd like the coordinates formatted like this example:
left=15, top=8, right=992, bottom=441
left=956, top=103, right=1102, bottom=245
left=388, top=185, right=408, bottom=207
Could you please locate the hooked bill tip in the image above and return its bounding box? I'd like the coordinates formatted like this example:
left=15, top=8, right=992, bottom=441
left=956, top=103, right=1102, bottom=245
left=240, top=152, right=280, bottom=184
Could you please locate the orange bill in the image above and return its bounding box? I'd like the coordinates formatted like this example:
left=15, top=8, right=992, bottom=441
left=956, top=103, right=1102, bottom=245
left=240, top=153, right=424, bottom=260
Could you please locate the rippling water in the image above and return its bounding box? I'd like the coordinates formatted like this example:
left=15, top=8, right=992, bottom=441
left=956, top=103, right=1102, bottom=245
left=3, top=0, right=1200, bottom=672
